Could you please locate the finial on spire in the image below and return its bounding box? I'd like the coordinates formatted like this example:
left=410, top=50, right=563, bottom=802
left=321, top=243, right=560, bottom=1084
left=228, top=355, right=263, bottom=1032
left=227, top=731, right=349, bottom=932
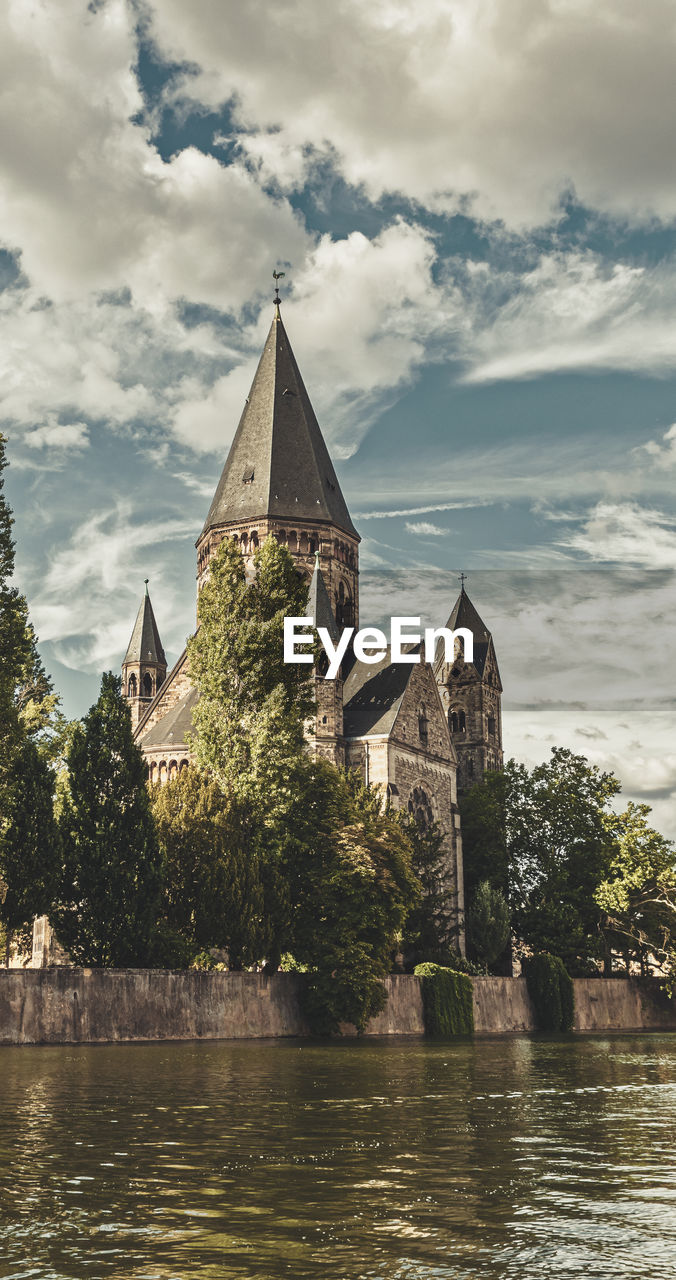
left=459, top=571, right=467, bottom=590
left=144, top=578, right=149, bottom=595
left=273, top=269, right=285, bottom=310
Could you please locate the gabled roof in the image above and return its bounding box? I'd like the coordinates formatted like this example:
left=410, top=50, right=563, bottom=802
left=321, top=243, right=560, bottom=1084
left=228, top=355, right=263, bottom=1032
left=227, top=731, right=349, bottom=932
left=200, top=303, right=358, bottom=540
left=140, top=686, right=198, bottom=750
left=435, top=585, right=495, bottom=678
left=307, top=553, right=339, bottom=643
left=123, top=584, right=166, bottom=666
left=343, top=649, right=415, bottom=738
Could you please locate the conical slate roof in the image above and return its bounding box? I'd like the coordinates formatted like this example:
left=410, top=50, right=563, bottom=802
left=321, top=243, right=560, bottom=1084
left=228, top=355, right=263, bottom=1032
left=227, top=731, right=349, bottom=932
left=307, top=553, right=339, bottom=643
left=201, top=305, right=358, bottom=540
left=438, top=586, right=493, bottom=677
left=123, top=584, right=166, bottom=666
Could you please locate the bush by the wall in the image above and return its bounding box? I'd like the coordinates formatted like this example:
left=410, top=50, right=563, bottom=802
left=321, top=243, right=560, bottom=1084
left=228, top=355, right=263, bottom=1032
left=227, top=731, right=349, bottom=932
left=414, top=963, right=474, bottom=1037
left=523, top=952, right=574, bottom=1031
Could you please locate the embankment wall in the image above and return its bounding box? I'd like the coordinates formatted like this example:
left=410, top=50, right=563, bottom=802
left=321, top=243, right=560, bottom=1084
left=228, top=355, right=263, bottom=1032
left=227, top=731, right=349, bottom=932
left=0, top=970, right=674, bottom=1045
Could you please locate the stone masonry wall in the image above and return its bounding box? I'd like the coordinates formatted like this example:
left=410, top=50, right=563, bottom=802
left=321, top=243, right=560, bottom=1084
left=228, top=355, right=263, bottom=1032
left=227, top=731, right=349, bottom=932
left=0, top=972, right=674, bottom=1046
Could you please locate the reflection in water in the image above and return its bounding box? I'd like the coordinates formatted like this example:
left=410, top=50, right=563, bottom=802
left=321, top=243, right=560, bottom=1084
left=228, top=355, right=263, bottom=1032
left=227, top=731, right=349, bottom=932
left=1, top=1035, right=676, bottom=1278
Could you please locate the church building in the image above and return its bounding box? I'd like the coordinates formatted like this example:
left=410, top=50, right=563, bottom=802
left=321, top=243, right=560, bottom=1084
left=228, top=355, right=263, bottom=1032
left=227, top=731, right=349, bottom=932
left=121, top=289, right=504, bottom=948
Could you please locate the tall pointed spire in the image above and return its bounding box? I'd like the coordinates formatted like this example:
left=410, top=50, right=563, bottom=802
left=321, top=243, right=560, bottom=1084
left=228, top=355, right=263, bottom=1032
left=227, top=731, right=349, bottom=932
left=201, top=300, right=358, bottom=540
left=123, top=584, right=166, bottom=667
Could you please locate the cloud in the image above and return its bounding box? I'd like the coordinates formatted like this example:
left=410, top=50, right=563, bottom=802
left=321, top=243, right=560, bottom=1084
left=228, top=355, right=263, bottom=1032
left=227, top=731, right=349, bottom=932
left=642, top=423, right=676, bottom=469
left=23, top=418, right=89, bottom=451
left=28, top=502, right=196, bottom=672
left=149, top=0, right=676, bottom=228
left=405, top=521, right=446, bottom=537
left=459, top=252, right=676, bottom=384
left=557, top=501, right=676, bottom=568
left=0, top=0, right=307, bottom=308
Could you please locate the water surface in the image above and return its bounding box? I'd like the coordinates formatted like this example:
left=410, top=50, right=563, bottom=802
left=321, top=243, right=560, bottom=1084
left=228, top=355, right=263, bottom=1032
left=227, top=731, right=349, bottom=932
left=1, top=1034, right=676, bottom=1278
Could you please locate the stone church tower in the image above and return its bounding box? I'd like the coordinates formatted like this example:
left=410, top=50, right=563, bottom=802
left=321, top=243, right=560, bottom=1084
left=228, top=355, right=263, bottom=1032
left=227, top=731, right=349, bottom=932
left=195, top=294, right=360, bottom=632
left=121, top=582, right=167, bottom=729
left=435, top=584, right=503, bottom=794
left=122, top=286, right=495, bottom=947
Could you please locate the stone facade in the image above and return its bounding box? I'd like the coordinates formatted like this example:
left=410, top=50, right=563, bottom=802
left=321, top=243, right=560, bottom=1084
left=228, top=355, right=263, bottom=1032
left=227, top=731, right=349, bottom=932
left=120, top=297, right=506, bottom=951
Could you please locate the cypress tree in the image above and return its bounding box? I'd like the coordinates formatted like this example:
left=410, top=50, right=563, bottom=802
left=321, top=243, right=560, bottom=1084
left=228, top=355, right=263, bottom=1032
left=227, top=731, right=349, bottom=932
left=56, top=672, right=163, bottom=966
left=1, top=737, right=60, bottom=962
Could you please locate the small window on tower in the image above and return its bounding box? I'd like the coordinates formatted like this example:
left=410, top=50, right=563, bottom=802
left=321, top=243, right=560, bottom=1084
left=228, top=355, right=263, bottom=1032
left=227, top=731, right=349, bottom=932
left=458, top=710, right=466, bottom=732
left=242, top=467, right=254, bottom=484
left=487, top=714, right=496, bottom=736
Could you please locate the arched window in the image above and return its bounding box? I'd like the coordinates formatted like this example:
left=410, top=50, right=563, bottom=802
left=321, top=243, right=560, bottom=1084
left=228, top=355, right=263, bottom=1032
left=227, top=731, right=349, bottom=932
left=299, top=532, right=309, bottom=555
left=487, top=714, right=496, bottom=737
left=450, top=708, right=466, bottom=734
left=251, top=531, right=259, bottom=550
left=336, top=580, right=353, bottom=627
left=287, top=531, right=297, bottom=553
left=451, top=711, right=458, bottom=733
left=458, top=710, right=466, bottom=732
left=418, top=704, right=428, bottom=746
left=143, top=672, right=153, bottom=697
left=468, top=759, right=474, bottom=778
left=407, top=786, right=434, bottom=831
left=127, top=673, right=137, bottom=698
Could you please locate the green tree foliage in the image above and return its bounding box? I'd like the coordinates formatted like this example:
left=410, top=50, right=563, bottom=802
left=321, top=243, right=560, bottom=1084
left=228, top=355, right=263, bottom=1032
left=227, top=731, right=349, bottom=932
left=0, top=434, right=63, bottom=958
left=467, top=879, right=511, bottom=971
left=151, top=765, right=266, bottom=969
left=187, top=536, right=315, bottom=968
left=596, top=802, right=676, bottom=977
left=399, top=817, right=458, bottom=968
left=414, top=963, right=474, bottom=1036
left=523, top=952, right=575, bottom=1032
left=187, top=536, right=313, bottom=807
left=0, top=737, right=61, bottom=961
left=56, top=672, right=163, bottom=966
left=462, top=749, right=619, bottom=973
left=286, top=760, right=419, bottom=1034
left=459, top=768, right=509, bottom=901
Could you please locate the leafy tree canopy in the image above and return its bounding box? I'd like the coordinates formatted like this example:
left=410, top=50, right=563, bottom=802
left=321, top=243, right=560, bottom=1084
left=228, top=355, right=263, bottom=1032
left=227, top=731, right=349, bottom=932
left=151, top=764, right=267, bottom=969
left=596, top=802, right=676, bottom=977
left=55, top=672, right=163, bottom=966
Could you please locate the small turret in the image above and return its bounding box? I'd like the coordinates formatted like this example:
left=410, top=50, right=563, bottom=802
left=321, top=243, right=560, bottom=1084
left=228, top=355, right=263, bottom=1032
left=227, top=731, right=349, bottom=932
left=122, top=581, right=167, bottom=729
left=435, top=582, right=503, bottom=793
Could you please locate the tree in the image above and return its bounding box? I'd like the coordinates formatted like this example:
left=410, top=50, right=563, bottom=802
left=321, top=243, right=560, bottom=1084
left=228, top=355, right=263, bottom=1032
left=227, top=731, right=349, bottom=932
left=459, top=769, right=509, bottom=901
left=467, top=880, right=510, bottom=971
left=187, top=535, right=315, bottom=965
left=507, top=749, right=619, bottom=972
left=460, top=749, right=620, bottom=973
left=596, top=802, right=676, bottom=977
left=55, top=672, right=163, bottom=966
left=151, top=765, right=267, bottom=968
left=286, top=760, right=419, bottom=1034
left=0, top=434, right=63, bottom=960
left=0, top=736, right=61, bottom=962
left=187, top=536, right=314, bottom=805
left=399, top=817, right=458, bottom=968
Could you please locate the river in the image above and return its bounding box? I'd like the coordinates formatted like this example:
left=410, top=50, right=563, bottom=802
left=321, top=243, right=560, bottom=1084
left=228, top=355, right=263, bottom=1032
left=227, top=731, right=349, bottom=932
left=1, top=1034, right=676, bottom=1279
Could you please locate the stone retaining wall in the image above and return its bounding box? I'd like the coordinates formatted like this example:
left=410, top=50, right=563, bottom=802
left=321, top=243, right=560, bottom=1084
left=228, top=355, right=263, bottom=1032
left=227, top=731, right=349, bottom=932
left=0, top=969, right=674, bottom=1045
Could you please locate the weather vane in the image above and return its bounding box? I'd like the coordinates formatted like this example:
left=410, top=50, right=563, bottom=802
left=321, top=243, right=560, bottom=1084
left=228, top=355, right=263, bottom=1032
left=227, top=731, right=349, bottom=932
left=273, top=269, right=285, bottom=306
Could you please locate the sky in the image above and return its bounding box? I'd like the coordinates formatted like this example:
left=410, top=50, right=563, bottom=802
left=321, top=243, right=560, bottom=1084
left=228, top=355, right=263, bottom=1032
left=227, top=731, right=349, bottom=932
left=1, top=0, right=675, bottom=835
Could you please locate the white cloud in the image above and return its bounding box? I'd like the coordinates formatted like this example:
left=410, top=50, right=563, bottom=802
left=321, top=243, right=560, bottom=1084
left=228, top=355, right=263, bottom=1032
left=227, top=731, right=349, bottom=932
left=28, top=502, right=196, bottom=671
left=405, top=520, right=446, bottom=536
left=558, top=501, right=676, bottom=568
left=23, top=418, right=88, bottom=451
left=642, top=423, right=676, bottom=469
left=150, top=0, right=676, bottom=228
left=0, top=0, right=307, bottom=308
left=459, top=252, right=676, bottom=384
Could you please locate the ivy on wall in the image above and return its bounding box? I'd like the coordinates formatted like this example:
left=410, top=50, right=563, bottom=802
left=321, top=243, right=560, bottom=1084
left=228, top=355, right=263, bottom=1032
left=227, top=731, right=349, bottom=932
left=414, top=963, right=474, bottom=1036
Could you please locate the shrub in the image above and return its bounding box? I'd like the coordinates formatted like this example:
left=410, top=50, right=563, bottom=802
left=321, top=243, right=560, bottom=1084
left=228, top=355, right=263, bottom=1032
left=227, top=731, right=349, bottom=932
left=523, top=952, right=575, bottom=1032
left=414, top=963, right=474, bottom=1037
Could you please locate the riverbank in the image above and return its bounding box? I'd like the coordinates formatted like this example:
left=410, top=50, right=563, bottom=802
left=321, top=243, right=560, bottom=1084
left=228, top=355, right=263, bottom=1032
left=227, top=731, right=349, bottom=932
left=1, top=970, right=675, bottom=1043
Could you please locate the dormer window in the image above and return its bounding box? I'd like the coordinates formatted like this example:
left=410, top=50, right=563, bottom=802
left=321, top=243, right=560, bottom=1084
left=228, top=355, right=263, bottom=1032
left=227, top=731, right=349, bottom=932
left=242, top=467, right=254, bottom=484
